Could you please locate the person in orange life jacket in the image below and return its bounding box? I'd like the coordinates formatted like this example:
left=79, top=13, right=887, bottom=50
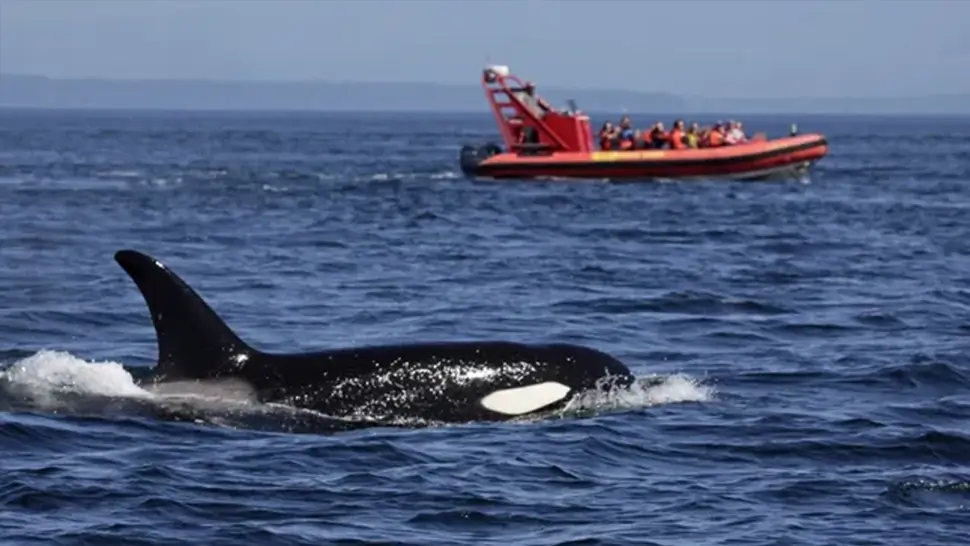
left=598, top=121, right=619, bottom=150
left=516, top=82, right=554, bottom=117
left=640, top=126, right=653, bottom=148
left=705, top=122, right=726, bottom=147
left=667, top=119, right=687, bottom=150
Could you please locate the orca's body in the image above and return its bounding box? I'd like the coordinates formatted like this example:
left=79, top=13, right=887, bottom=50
left=116, top=250, right=634, bottom=423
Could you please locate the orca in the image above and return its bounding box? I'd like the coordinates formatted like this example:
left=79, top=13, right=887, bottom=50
left=114, top=249, right=635, bottom=424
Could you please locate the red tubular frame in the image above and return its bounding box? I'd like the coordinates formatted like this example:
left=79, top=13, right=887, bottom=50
left=480, top=67, right=572, bottom=152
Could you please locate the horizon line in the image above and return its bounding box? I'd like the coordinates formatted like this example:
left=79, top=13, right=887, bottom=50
left=2, top=72, right=967, bottom=102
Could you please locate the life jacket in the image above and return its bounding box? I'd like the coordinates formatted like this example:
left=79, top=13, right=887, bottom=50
left=668, top=129, right=686, bottom=149
left=615, top=128, right=634, bottom=149
left=707, top=130, right=724, bottom=147
left=685, top=132, right=699, bottom=148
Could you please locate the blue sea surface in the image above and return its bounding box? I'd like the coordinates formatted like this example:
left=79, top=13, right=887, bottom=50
left=1, top=109, right=970, bottom=545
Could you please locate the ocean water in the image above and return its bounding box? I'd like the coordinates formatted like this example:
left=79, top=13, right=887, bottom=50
left=1, top=109, right=969, bottom=545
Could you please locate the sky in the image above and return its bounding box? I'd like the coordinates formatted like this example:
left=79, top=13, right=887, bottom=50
left=1, top=0, right=968, bottom=99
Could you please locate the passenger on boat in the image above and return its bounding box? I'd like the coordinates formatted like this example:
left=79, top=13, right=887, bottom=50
left=616, top=116, right=637, bottom=150
left=515, top=82, right=554, bottom=117
left=639, top=126, right=652, bottom=149
left=724, top=120, right=747, bottom=144
left=685, top=122, right=701, bottom=149
left=598, top=121, right=619, bottom=150
left=631, top=129, right=645, bottom=149
left=667, top=120, right=687, bottom=150
left=646, top=122, right=667, bottom=149
left=704, top=122, right=726, bottom=147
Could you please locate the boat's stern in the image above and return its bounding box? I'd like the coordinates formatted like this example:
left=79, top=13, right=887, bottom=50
left=459, top=143, right=502, bottom=176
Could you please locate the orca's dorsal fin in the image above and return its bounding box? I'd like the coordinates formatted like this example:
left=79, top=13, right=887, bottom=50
left=115, top=250, right=255, bottom=382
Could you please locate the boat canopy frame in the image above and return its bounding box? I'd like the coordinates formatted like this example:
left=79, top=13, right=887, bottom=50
left=480, top=65, right=594, bottom=155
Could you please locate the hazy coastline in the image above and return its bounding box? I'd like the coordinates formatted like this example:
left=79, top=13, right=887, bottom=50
left=2, top=74, right=968, bottom=115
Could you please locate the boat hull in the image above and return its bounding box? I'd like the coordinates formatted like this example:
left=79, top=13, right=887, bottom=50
left=459, top=134, right=828, bottom=181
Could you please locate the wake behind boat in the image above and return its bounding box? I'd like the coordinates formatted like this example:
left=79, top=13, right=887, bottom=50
left=459, top=64, right=828, bottom=181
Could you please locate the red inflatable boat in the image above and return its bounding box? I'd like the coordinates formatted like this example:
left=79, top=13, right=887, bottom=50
left=458, top=65, right=828, bottom=181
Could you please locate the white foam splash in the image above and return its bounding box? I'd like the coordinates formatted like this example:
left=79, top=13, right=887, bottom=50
left=563, top=373, right=715, bottom=414
left=0, top=351, right=266, bottom=423
left=639, top=373, right=715, bottom=405
left=0, top=350, right=149, bottom=407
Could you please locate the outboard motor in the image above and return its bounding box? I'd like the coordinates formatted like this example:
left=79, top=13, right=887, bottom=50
left=458, top=143, right=502, bottom=176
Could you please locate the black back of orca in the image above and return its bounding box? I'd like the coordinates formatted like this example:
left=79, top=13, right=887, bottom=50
left=114, top=250, right=634, bottom=423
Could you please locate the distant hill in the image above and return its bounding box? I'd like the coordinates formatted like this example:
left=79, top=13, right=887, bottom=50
left=0, top=74, right=685, bottom=113
left=1, top=73, right=968, bottom=115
